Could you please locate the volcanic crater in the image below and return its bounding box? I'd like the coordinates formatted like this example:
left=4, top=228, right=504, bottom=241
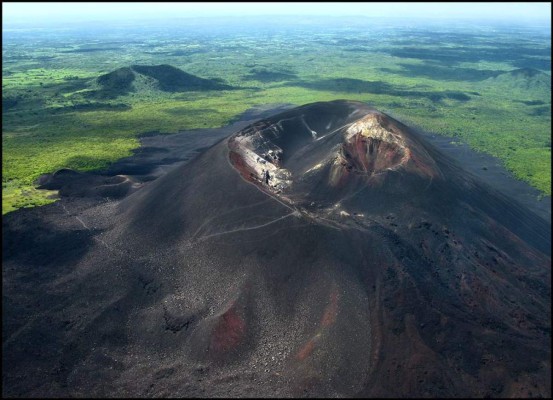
left=229, top=104, right=442, bottom=216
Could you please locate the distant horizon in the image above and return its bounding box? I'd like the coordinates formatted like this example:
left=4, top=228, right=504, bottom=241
left=3, top=15, right=551, bottom=33
left=3, top=2, right=551, bottom=29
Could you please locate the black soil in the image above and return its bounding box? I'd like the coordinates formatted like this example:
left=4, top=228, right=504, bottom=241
left=2, top=100, right=550, bottom=398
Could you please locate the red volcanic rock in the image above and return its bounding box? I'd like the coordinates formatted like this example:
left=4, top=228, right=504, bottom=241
left=228, top=103, right=445, bottom=219
left=295, top=337, right=317, bottom=362
left=209, top=304, right=246, bottom=354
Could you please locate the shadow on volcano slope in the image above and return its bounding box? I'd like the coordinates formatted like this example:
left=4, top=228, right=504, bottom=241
left=3, top=100, right=551, bottom=398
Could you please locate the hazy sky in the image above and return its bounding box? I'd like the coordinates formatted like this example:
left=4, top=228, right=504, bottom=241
left=3, top=2, right=551, bottom=26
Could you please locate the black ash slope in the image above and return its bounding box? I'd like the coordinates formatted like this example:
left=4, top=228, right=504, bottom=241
left=2, top=100, right=551, bottom=398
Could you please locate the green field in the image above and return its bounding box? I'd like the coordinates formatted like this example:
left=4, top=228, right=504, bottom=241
left=2, top=18, right=551, bottom=214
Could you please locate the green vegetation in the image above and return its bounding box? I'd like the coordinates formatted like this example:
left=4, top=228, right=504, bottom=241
left=2, top=19, right=551, bottom=214
left=131, top=64, right=232, bottom=91
left=92, top=67, right=136, bottom=99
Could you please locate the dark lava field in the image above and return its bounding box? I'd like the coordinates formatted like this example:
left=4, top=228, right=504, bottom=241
left=2, top=100, right=551, bottom=398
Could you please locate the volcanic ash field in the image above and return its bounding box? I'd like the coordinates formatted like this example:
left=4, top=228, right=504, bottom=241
left=2, top=100, right=551, bottom=398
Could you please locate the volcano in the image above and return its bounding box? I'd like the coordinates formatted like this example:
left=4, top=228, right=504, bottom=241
left=2, top=100, right=551, bottom=398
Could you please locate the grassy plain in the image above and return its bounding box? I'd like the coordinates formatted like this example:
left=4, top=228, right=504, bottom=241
left=2, top=18, right=551, bottom=213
